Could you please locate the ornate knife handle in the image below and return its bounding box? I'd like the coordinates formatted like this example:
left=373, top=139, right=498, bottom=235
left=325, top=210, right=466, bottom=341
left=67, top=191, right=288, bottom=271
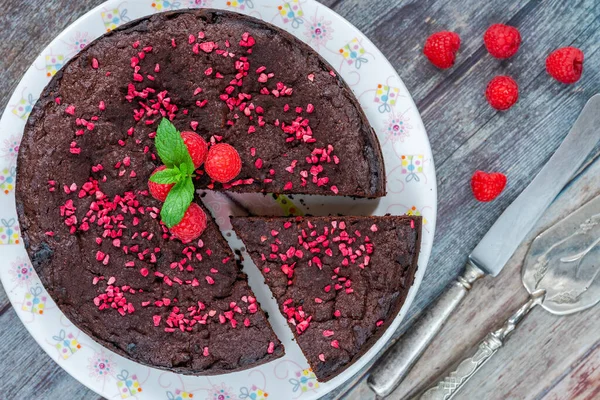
left=419, top=290, right=545, bottom=400
left=367, top=261, right=485, bottom=398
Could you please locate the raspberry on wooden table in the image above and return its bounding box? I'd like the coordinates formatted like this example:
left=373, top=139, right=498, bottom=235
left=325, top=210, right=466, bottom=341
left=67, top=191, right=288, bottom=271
left=148, top=166, right=174, bottom=202
left=205, top=143, right=242, bottom=183
left=170, top=202, right=207, bottom=243
left=484, top=24, right=521, bottom=59
left=423, top=31, right=461, bottom=69
left=471, top=171, right=507, bottom=202
left=485, top=76, right=519, bottom=111
left=546, top=47, right=584, bottom=84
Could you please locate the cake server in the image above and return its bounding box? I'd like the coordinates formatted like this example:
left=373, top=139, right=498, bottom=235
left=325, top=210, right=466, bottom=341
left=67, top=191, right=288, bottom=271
left=419, top=195, right=600, bottom=400
left=360, top=94, right=600, bottom=398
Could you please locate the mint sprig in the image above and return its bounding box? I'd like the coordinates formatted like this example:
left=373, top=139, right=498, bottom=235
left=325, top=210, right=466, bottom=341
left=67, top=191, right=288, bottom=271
left=153, top=119, right=196, bottom=228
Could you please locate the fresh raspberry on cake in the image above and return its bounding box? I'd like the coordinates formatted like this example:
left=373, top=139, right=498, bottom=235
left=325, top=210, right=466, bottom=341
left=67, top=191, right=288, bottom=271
left=181, top=131, right=208, bottom=168
left=148, top=165, right=174, bottom=202
left=423, top=31, right=461, bottom=69
left=484, top=24, right=521, bottom=59
left=205, top=143, right=242, bottom=183
left=485, top=76, right=519, bottom=110
left=471, top=170, right=507, bottom=202
left=546, top=47, right=584, bottom=84
left=170, top=202, right=207, bottom=243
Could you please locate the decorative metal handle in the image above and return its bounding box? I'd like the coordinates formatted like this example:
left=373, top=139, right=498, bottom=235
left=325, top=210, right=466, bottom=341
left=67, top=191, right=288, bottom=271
left=367, top=261, right=485, bottom=398
left=419, top=290, right=545, bottom=400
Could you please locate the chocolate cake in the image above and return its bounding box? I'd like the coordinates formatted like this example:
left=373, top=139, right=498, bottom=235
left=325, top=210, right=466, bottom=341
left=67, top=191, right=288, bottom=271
left=16, top=9, right=390, bottom=376
left=231, top=216, right=421, bottom=381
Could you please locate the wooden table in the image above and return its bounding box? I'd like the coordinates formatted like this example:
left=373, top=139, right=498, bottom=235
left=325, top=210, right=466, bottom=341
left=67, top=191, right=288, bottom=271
left=1, top=0, right=598, bottom=399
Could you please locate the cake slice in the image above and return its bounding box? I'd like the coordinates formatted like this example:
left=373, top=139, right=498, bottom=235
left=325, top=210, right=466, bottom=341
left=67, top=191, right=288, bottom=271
left=231, top=215, right=421, bottom=381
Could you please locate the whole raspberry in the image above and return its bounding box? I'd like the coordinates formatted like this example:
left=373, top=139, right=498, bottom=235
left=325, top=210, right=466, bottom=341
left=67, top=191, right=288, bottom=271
left=181, top=131, right=208, bottom=168
left=170, top=202, right=207, bottom=243
left=471, top=171, right=507, bottom=202
left=485, top=76, right=519, bottom=110
left=484, top=24, right=521, bottom=59
left=423, top=31, right=461, bottom=69
left=546, top=47, right=584, bottom=84
left=148, top=166, right=174, bottom=202
left=205, top=143, right=242, bottom=183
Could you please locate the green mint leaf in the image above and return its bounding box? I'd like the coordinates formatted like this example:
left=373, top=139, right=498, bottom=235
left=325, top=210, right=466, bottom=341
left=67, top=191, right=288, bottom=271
left=179, top=161, right=193, bottom=177
left=155, top=119, right=194, bottom=169
left=149, top=167, right=182, bottom=184
left=161, top=176, right=195, bottom=228
left=183, top=155, right=195, bottom=177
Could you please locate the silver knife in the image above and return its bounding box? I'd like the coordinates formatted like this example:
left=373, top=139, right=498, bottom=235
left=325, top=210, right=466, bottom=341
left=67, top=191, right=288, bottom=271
left=358, top=94, right=600, bottom=398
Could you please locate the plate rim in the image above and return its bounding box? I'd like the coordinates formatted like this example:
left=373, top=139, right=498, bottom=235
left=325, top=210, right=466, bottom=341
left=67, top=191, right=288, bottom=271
left=0, top=1, right=437, bottom=399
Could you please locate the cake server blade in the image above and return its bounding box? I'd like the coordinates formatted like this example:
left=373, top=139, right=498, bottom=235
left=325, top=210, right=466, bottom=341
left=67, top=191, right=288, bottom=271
left=469, top=94, right=600, bottom=276
left=419, top=196, right=600, bottom=400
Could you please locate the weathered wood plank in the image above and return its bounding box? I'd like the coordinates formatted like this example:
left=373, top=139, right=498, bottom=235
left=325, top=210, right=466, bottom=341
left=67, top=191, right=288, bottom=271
left=324, top=0, right=599, bottom=319
left=345, top=147, right=600, bottom=400
left=330, top=0, right=600, bottom=397
left=349, top=159, right=600, bottom=400
left=327, top=0, right=597, bottom=169
left=0, top=285, right=9, bottom=314
left=541, top=343, right=600, bottom=400
left=0, top=2, right=113, bottom=399
left=0, top=0, right=106, bottom=113
left=327, top=0, right=528, bottom=103
left=455, top=290, right=600, bottom=399
left=1, top=0, right=599, bottom=399
left=0, top=306, right=103, bottom=399
left=419, top=3, right=600, bottom=336
left=318, top=0, right=341, bottom=8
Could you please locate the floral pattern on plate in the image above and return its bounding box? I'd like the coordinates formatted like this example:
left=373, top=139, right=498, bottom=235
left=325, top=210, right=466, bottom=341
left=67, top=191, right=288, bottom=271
left=0, top=1, right=436, bottom=400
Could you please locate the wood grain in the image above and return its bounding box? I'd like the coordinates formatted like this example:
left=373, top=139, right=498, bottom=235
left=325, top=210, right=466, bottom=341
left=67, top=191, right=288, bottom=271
left=0, top=1, right=105, bottom=398
left=1, top=0, right=599, bottom=399
left=388, top=159, right=600, bottom=400
left=329, top=0, right=600, bottom=397
left=542, top=344, right=600, bottom=400
left=0, top=308, right=103, bottom=400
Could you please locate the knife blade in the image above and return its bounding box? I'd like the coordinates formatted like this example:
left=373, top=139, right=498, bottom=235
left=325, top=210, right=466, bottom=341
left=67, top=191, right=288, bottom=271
left=470, top=94, right=600, bottom=275
left=360, top=94, right=600, bottom=398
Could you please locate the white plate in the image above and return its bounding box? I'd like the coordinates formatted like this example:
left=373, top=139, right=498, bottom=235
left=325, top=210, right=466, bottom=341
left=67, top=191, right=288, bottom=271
left=0, top=1, right=437, bottom=399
